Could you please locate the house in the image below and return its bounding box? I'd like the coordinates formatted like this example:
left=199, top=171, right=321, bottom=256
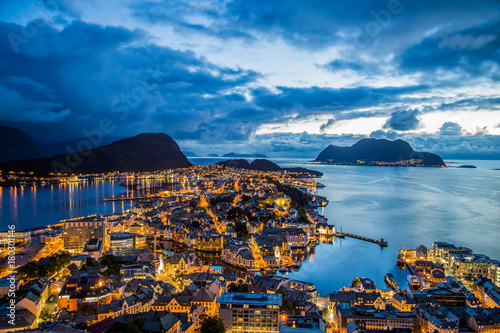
left=165, top=253, right=190, bottom=275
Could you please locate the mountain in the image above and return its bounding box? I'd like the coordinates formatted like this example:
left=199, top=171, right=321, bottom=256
left=315, top=138, right=445, bottom=167
left=207, top=153, right=219, bottom=157
left=248, top=159, right=281, bottom=171
left=217, top=158, right=323, bottom=176
left=0, top=125, right=45, bottom=163
left=37, top=136, right=123, bottom=157
left=0, top=133, right=192, bottom=174
left=222, top=152, right=268, bottom=158
left=217, top=159, right=251, bottom=169
left=182, top=151, right=199, bottom=157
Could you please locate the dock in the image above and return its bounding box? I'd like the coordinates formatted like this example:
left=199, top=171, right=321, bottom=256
left=335, top=232, right=388, bottom=248
left=103, top=195, right=158, bottom=202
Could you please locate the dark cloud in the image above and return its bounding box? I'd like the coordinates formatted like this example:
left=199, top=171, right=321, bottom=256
left=252, top=85, right=428, bottom=112
left=0, top=20, right=259, bottom=142
left=383, top=109, right=421, bottom=131
left=319, top=118, right=336, bottom=132
left=399, top=21, right=500, bottom=78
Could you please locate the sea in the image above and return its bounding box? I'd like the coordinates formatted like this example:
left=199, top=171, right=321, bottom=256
left=1, top=157, right=499, bottom=296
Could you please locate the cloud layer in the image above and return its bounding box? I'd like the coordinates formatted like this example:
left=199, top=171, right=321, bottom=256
left=0, top=0, right=499, bottom=158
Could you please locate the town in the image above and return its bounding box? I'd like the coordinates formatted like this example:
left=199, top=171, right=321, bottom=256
left=1, top=164, right=499, bottom=333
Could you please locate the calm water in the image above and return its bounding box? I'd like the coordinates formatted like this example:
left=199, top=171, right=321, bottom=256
left=274, top=159, right=500, bottom=295
left=1, top=158, right=499, bottom=296
left=0, top=181, right=130, bottom=229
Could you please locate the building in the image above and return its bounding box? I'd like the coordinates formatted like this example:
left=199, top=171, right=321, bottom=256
left=474, top=278, right=500, bottom=308
left=430, top=243, right=472, bottom=266
left=488, top=260, right=500, bottom=287
left=164, top=253, right=190, bottom=275
left=82, top=238, right=103, bottom=260
left=218, top=292, right=282, bottom=333
left=414, top=305, right=459, bottom=333
left=0, top=278, right=19, bottom=296
left=332, top=304, right=419, bottom=333
left=391, top=294, right=416, bottom=312
left=0, top=230, right=31, bottom=245
left=194, top=234, right=223, bottom=252
left=449, top=253, right=491, bottom=279
left=40, top=230, right=62, bottom=244
left=63, top=217, right=107, bottom=253
left=120, top=262, right=156, bottom=282
left=467, top=308, right=500, bottom=333
left=109, top=232, right=146, bottom=255
left=222, top=239, right=256, bottom=270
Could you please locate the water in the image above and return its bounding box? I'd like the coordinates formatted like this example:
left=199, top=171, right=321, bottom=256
left=273, top=159, right=500, bottom=296
left=0, top=180, right=129, bottom=229
left=1, top=158, right=499, bottom=296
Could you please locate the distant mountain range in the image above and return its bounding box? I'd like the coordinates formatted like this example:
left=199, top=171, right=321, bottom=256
left=217, top=158, right=323, bottom=176
left=222, top=152, right=268, bottom=158
left=0, top=133, right=192, bottom=174
left=0, top=125, right=45, bottom=163
left=315, top=138, right=445, bottom=167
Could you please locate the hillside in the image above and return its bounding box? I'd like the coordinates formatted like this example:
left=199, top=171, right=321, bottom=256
left=315, top=138, right=445, bottom=167
left=217, top=158, right=323, bottom=176
left=0, top=133, right=192, bottom=174
left=0, top=125, right=45, bottom=163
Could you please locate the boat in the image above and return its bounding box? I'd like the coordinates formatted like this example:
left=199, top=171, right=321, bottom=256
left=291, top=263, right=301, bottom=272
left=278, top=267, right=288, bottom=274
left=407, top=275, right=420, bottom=291
left=385, top=273, right=398, bottom=290
left=397, top=253, right=405, bottom=268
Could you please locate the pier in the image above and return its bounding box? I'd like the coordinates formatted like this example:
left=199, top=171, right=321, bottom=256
left=335, top=232, right=388, bottom=248
left=103, top=195, right=158, bottom=202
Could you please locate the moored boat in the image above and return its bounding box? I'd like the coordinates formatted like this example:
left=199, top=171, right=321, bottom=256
left=407, top=275, right=420, bottom=291
left=385, top=273, right=398, bottom=290
left=397, top=253, right=405, bottom=268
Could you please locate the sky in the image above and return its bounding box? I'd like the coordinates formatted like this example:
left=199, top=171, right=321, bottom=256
left=1, top=0, right=500, bottom=158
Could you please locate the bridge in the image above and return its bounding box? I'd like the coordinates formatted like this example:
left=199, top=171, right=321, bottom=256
left=335, top=232, right=388, bottom=248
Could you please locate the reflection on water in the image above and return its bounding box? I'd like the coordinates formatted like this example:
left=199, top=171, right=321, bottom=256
left=1, top=181, right=129, bottom=229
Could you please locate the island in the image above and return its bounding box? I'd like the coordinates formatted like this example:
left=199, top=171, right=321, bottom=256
left=222, top=152, right=268, bottom=158
left=315, top=138, right=446, bottom=167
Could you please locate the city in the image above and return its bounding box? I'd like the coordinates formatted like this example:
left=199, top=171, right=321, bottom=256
left=1, top=164, right=499, bottom=332
left=1, top=0, right=500, bottom=332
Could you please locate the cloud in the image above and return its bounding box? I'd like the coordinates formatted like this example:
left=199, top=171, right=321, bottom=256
left=320, top=118, right=336, bottom=132
left=399, top=20, right=500, bottom=77
left=252, top=85, right=428, bottom=112
left=383, top=109, right=421, bottom=131
left=439, top=122, right=465, bottom=136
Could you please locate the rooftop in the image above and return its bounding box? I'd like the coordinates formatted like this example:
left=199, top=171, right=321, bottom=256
left=218, top=292, right=282, bottom=306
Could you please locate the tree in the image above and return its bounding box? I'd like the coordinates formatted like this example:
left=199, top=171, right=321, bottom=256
left=227, top=281, right=248, bottom=292
left=227, top=207, right=247, bottom=219
left=106, top=321, right=140, bottom=333
left=17, top=262, right=39, bottom=281
left=81, top=257, right=99, bottom=269
left=199, top=315, right=226, bottom=333
left=234, top=221, right=248, bottom=238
